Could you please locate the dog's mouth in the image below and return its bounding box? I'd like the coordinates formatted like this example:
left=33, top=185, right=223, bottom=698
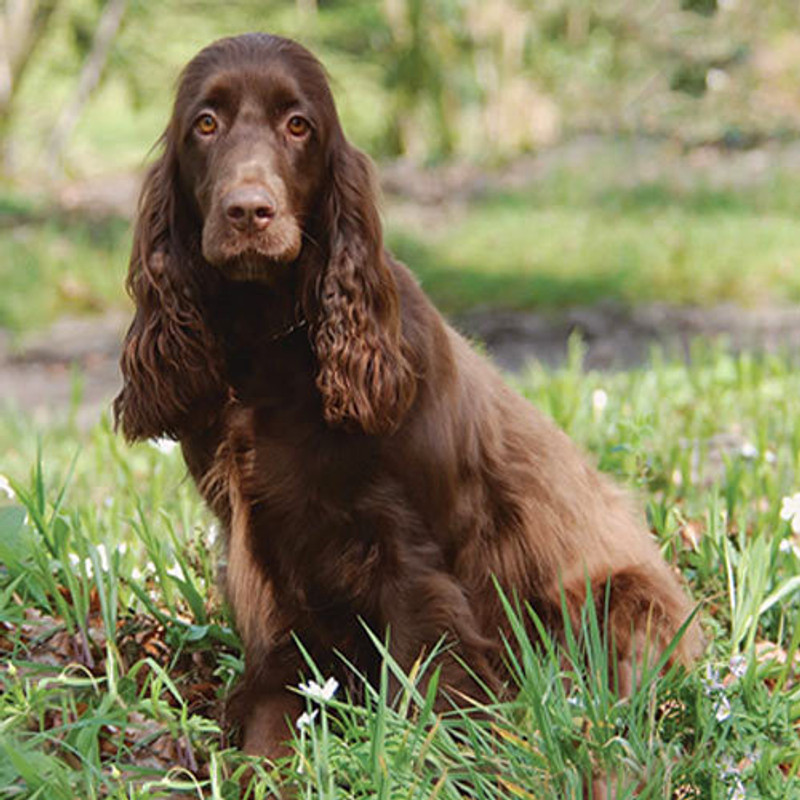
left=213, top=247, right=298, bottom=281
left=202, top=225, right=303, bottom=282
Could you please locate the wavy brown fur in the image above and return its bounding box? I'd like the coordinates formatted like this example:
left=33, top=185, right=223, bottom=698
left=114, top=33, right=703, bottom=767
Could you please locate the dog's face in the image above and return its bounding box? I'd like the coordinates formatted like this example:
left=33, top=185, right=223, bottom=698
left=174, top=38, right=334, bottom=281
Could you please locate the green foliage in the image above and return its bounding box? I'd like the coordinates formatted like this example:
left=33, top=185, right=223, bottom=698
left=5, top=0, right=800, bottom=174
left=1, top=345, right=800, bottom=797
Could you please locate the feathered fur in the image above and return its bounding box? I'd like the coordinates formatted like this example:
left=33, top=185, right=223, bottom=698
left=114, top=33, right=703, bottom=765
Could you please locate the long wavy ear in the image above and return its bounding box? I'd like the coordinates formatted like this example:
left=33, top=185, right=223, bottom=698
left=113, top=142, right=224, bottom=442
left=310, top=141, right=417, bottom=435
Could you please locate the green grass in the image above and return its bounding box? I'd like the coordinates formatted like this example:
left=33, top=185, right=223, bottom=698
left=0, top=207, right=131, bottom=333
left=388, top=159, right=800, bottom=313
left=5, top=145, right=800, bottom=333
left=1, top=341, right=799, bottom=798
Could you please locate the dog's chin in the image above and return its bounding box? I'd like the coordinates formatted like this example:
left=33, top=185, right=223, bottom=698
left=207, top=249, right=297, bottom=284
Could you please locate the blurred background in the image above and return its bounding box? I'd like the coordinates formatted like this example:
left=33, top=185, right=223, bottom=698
left=3, top=0, right=800, bottom=418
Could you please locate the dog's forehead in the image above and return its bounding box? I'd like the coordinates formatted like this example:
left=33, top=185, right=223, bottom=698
left=192, top=57, right=327, bottom=117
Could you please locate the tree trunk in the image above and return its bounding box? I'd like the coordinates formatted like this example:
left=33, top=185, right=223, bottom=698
left=0, top=0, right=60, bottom=175
left=45, top=0, right=128, bottom=177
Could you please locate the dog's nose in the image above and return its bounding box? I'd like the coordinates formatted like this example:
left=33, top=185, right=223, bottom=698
left=223, top=186, right=276, bottom=232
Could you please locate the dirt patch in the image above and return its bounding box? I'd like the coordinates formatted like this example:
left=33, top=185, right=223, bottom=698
left=457, top=302, right=800, bottom=371
left=1, top=313, right=127, bottom=429
left=4, top=303, right=800, bottom=428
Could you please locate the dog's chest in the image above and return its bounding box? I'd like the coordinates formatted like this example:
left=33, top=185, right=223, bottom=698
left=218, top=403, right=405, bottom=609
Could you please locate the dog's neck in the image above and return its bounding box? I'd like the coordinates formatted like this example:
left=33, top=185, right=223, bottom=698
left=209, top=270, right=318, bottom=408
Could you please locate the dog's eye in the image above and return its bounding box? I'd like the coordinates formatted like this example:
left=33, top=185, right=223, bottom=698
left=195, top=113, right=218, bottom=136
left=287, top=115, right=310, bottom=138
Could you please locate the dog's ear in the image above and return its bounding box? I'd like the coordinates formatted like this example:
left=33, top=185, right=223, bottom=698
left=310, top=140, right=416, bottom=435
left=113, top=144, right=224, bottom=442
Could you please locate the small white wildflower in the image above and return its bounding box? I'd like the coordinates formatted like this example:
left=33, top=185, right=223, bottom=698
left=68, top=553, right=81, bottom=568
left=296, top=709, right=318, bottom=730
left=299, top=677, right=339, bottom=701
left=779, top=538, right=800, bottom=558
left=729, top=654, right=747, bottom=680
left=714, top=694, right=732, bottom=722
left=145, top=561, right=156, bottom=574
left=83, top=558, right=94, bottom=578
left=730, top=777, right=746, bottom=800
left=131, top=566, right=142, bottom=580
left=118, top=543, right=127, bottom=555
left=592, top=389, right=608, bottom=417
left=780, top=493, right=800, bottom=534
left=0, top=475, right=15, bottom=500
left=150, top=437, right=178, bottom=455
left=96, top=544, right=110, bottom=572
left=703, top=663, right=723, bottom=694
left=706, top=68, right=731, bottom=92
left=765, top=450, right=777, bottom=464
left=166, top=563, right=184, bottom=579
left=740, top=442, right=758, bottom=460
left=207, top=524, right=220, bottom=547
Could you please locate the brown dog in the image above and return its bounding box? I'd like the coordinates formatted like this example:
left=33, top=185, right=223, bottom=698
left=114, top=33, right=702, bottom=759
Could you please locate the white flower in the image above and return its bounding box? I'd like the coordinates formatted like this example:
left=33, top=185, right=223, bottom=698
left=592, top=389, right=608, bottom=417
left=740, top=442, right=758, bottom=459
left=296, top=709, right=318, bottom=729
left=721, top=757, right=746, bottom=799
left=730, top=778, right=746, bottom=800
left=298, top=677, right=339, bottom=702
left=131, top=566, right=142, bottom=580
left=780, top=493, right=800, bottom=534
left=68, top=553, right=81, bottom=568
left=729, top=654, right=747, bottom=680
left=207, top=524, right=219, bottom=547
left=706, top=68, right=730, bottom=92
left=150, top=438, right=178, bottom=455
left=703, top=663, right=724, bottom=694
left=765, top=450, right=777, bottom=464
left=715, top=694, right=732, bottom=722
left=96, top=544, right=109, bottom=572
left=780, top=538, right=800, bottom=558
left=0, top=475, right=15, bottom=500
left=166, top=563, right=184, bottom=579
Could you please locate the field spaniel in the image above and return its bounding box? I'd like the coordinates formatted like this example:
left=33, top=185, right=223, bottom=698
left=115, top=33, right=702, bottom=762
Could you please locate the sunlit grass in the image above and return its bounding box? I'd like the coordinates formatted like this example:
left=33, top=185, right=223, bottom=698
left=389, top=166, right=800, bottom=313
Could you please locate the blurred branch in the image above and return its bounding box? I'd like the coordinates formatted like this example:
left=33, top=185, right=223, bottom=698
left=45, top=0, right=128, bottom=177
left=0, top=0, right=60, bottom=174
